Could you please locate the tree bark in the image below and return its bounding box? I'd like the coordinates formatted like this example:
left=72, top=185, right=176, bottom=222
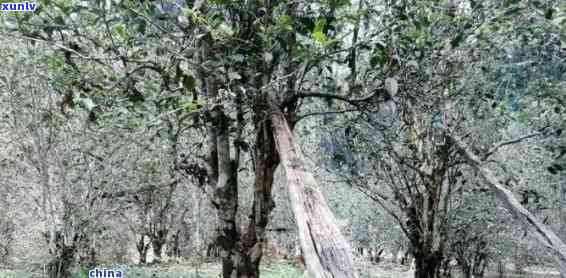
left=201, top=36, right=279, bottom=277
left=208, top=82, right=240, bottom=277
left=449, top=133, right=566, bottom=277
left=233, top=115, right=280, bottom=277
left=270, top=107, right=358, bottom=278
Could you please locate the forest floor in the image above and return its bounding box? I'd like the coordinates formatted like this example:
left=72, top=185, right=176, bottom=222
left=0, top=258, right=561, bottom=277
left=122, top=258, right=561, bottom=278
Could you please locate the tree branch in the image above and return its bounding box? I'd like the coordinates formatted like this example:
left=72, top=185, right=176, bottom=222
left=294, top=109, right=359, bottom=124
left=483, top=127, right=548, bottom=160
left=281, top=90, right=383, bottom=110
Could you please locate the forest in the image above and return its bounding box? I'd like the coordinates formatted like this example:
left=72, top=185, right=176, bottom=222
left=0, top=0, right=565, bottom=277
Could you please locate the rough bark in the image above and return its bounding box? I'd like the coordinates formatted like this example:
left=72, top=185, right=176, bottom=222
left=210, top=99, right=280, bottom=278
left=270, top=107, right=358, bottom=278
left=398, top=108, right=451, bottom=278
left=200, top=33, right=274, bottom=277
left=235, top=116, right=280, bottom=277
left=449, top=133, right=566, bottom=277
left=208, top=80, right=240, bottom=277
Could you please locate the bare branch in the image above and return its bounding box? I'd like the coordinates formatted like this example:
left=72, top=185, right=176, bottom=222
left=484, top=128, right=548, bottom=159
left=281, top=89, right=385, bottom=109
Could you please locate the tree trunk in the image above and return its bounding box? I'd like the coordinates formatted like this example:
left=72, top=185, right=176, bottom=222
left=136, top=234, right=149, bottom=264
left=411, top=234, right=443, bottom=278
left=270, top=107, right=358, bottom=278
left=47, top=247, right=75, bottom=278
left=414, top=254, right=441, bottom=278
left=231, top=115, right=280, bottom=278
left=207, top=75, right=270, bottom=278
left=460, top=260, right=471, bottom=278
left=151, top=233, right=165, bottom=262
left=46, top=232, right=75, bottom=278
left=167, top=231, right=181, bottom=258
left=210, top=100, right=240, bottom=277
left=449, top=133, right=566, bottom=277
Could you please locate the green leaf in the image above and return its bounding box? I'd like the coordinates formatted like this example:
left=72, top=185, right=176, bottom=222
left=517, top=111, right=529, bottom=123
left=54, top=15, right=65, bottom=25
left=370, top=44, right=388, bottom=68
left=182, top=75, right=196, bottom=91
left=451, top=33, right=465, bottom=48
left=504, top=7, right=522, bottom=16
left=115, top=23, right=126, bottom=39
left=496, top=103, right=507, bottom=114
left=137, top=19, right=147, bottom=34
left=278, top=15, right=293, bottom=31
left=545, top=8, right=554, bottom=20
left=504, top=0, right=520, bottom=7
left=330, top=0, right=351, bottom=9
left=313, top=19, right=327, bottom=46
left=182, top=100, right=206, bottom=113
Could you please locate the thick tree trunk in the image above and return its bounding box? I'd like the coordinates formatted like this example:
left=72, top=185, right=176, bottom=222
left=207, top=75, right=276, bottom=278
left=413, top=248, right=442, bottom=278
left=449, top=133, right=566, bottom=277
left=210, top=100, right=240, bottom=277
left=233, top=117, right=280, bottom=278
left=270, top=108, right=358, bottom=278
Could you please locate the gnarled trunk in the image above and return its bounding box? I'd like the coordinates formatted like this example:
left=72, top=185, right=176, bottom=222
left=205, top=76, right=280, bottom=277
left=210, top=98, right=240, bottom=277
left=270, top=107, right=358, bottom=278
left=231, top=115, right=280, bottom=277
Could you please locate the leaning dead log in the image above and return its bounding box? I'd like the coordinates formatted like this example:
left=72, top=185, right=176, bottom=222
left=449, top=133, right=566, bottom=277
left=270, top=108, right=358, bottom=278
